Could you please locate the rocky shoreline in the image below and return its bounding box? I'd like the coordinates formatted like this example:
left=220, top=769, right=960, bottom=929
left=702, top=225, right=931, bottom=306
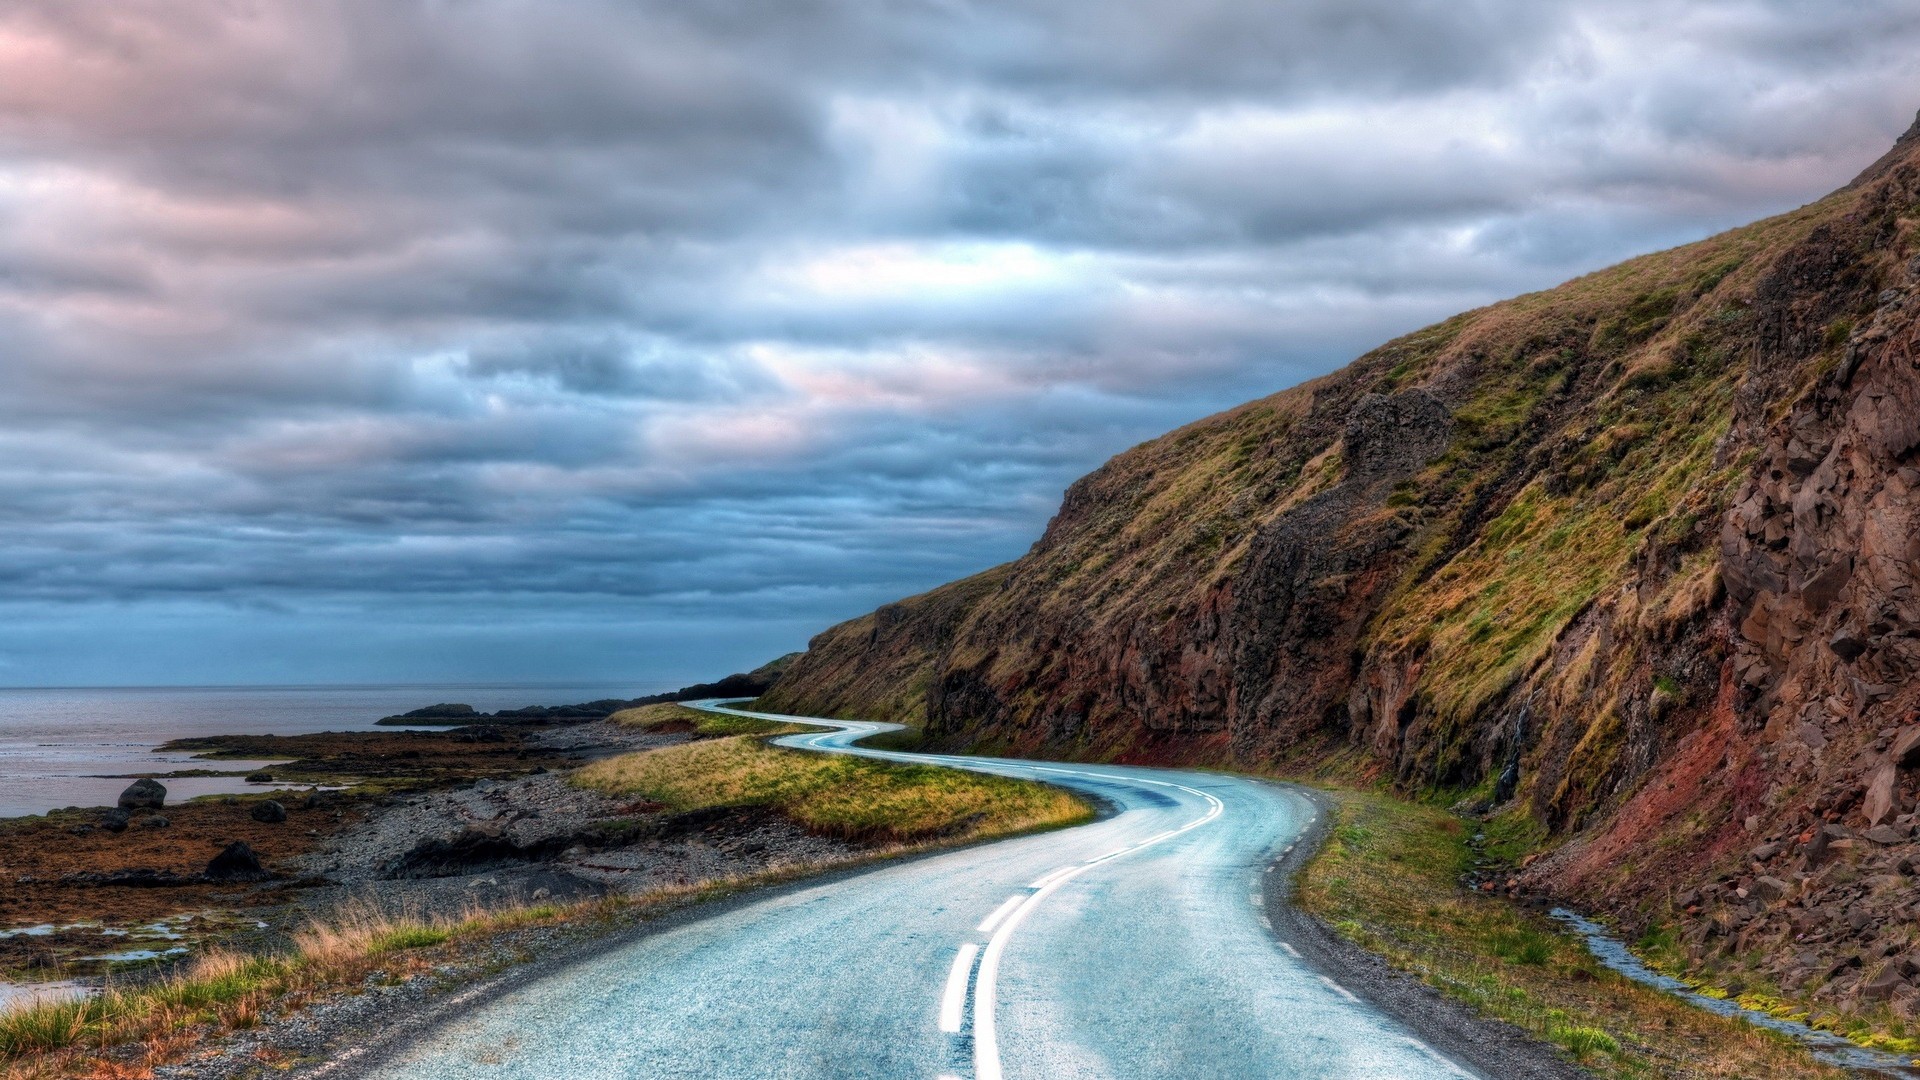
left=0, top=710, right=856, bottom=987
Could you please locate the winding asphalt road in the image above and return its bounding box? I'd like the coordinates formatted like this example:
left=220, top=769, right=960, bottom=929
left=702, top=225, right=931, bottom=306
left=356, top=702, right=1480, bottom=1080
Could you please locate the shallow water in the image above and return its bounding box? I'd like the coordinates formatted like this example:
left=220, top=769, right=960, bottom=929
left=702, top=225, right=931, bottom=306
left=0, top=980, right=87, bottom=1014
left=1551, top=908, right=1920, bottom=1076
left=0, top=682, right=657, bottom=818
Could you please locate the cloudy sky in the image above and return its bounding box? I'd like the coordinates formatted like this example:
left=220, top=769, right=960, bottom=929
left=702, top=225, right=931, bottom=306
left=0, top=1, right=1916, bottom=688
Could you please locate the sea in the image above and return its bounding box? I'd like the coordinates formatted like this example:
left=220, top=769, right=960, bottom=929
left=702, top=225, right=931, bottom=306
left=0, top=682, right=660, bottom=819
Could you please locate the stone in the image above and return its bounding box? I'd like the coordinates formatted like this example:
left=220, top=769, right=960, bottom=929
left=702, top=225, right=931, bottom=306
left=249, top=800, right=288, bottom=824
left=65, top=823, right=94, bottom=836
left=100, top=808, right=129, bottom=833
left=204, top=841, right=271, bottom=882
left=1751, top=876, right=1791, bottom=903
left=1830, top=627, right=1868, bottom=662
left=1894, top=726, right=1920, bottom=768
left=1863, top=965, right=1908, bottom=1001
left=1865, top=762, right=1899, bottom=827
left=1751, top=842, right=1784, bottom=862
left=1866, top=825, right=1905, bottom=845
left=1803, top=828, right=1832, bottom=868
left=118, top=778, right=167, bottom=810
left=61, top=868, right=193, bottom=887
left=139, top=815, right=169, bottom=828
left=246, top=772, right=274, bottom=783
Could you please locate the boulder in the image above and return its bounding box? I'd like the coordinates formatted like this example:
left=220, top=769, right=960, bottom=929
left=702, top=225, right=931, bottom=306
left=246, top=772, right=275, bottom=783
left=118, top=778, right=167, bottom=810
left=1751, top=876, right=1791, bottom=903
left=1866, top=825, right=1905, bottom=845
left=204, top=841, right=271, bottom=882
left=100, top=808, right=130, bottom=833
left=1750, top=842, right=1783, bottom=862
left=139, top=815, right=169, bottom=828
left=249, top=800, right=288, bottom=824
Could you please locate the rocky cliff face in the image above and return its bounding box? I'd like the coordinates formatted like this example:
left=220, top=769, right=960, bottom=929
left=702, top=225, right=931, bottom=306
left=769, top=114, right=1920, bottom=1015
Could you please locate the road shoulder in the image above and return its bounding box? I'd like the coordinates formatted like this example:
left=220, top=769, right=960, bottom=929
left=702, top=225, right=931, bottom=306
left=1259, top=784, right=1592, bottom=1080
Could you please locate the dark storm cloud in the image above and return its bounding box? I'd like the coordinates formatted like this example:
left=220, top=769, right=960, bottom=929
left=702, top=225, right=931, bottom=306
left=0, top=0, right=1916, bottom=683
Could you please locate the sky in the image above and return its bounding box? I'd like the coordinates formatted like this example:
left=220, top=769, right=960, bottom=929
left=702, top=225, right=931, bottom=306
left=0, top=1, right=1917, bottom=689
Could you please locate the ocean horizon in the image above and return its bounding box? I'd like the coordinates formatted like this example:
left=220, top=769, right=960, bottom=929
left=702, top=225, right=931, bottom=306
left=0, top=681, right=673, bottom=819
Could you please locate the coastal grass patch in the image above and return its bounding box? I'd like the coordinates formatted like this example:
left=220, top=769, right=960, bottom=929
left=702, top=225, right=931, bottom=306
left=573, top=735, right=1090, bottom=843
left=1296, top=790, right=1846, bottom=1079
left=606, top=702, right=805, bottom=738
left=0, top=903, right=560, bottom=1074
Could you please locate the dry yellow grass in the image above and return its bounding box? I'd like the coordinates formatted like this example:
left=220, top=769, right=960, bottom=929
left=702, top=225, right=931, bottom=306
left=574, top=735, right=1090, bottom=843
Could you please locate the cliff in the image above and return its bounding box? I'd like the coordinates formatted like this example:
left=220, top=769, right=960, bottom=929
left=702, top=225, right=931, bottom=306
left=770, top=111, right=1920, bottom=1011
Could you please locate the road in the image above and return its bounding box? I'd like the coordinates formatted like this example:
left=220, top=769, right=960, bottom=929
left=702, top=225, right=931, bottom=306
left=355, top=702, right=1479, bottom=1080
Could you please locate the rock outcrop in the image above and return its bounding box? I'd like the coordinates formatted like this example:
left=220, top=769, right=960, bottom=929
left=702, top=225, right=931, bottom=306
left=118, top=778, right=166, bottom=810
left=766, top=111, right=1920, bottom=1015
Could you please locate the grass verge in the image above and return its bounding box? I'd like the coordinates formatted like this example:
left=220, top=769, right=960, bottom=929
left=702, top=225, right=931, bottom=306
left=1296, top=790, right=1847, bottom=1079
left=0, top=900, right=586, bottom=1078
left=606, top=702, right=805, bottom=738
left=575, top=735, right=1090, bottom=843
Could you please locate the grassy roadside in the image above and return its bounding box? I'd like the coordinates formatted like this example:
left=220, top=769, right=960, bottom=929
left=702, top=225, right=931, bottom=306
left=3, top=724, right=1090, bottom=1078
left=0, top=864, right=867, bottom=1080
left=1296, top=790, right=1846, bottom=1079
left=606, top=702, right=807, bottom=738
left=575, top=733, right=1090, bottom=843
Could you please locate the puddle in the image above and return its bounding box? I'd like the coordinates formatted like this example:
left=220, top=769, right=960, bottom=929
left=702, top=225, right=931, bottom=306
left=79, top=945, right=189, bottom=963
left=1552, top=908, right=1920, bottom=1076
left=1, top=914, right=201, bottom=969
left=0, top=979, right=89, bottom=1014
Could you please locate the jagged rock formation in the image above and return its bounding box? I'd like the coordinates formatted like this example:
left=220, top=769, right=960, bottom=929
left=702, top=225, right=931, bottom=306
left=764, top=111, right=1920, bottom=1015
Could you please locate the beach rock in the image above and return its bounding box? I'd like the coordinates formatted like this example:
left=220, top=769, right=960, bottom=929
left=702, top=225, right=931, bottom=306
left=118, top=778, right=167, bottom=810
left=62, top=868, right=194, bottom=887
left=139, top=815, right=169, bottom=828
left=100, top=808, right=130, bottom=833
left=204, top=841, right=271, bottom=882
left=250, top=800, right=288, bottom=824
left=246, top=771, right=275, bottom=783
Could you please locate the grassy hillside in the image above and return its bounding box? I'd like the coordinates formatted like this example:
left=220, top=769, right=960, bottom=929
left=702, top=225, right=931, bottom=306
left=766, top=112, right=1920, bottom=1028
